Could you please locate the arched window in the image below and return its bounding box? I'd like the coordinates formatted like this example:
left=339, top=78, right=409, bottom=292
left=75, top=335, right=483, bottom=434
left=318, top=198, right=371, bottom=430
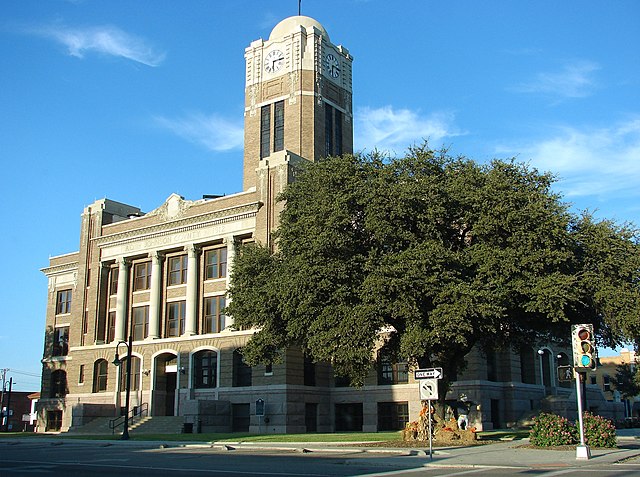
left=193, top=350, right=218, bottom=389
left=119, top=356, right=141, bottom=391
left=233, top=349, right=252, bottom=387
left=50, top=370, right=67, bottom=398
left=93, top=359, right=108, bottom=393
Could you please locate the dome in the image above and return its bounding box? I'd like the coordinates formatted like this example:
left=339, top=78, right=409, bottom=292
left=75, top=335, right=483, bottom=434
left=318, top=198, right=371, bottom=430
left=269, top=15, right=330, bottom=42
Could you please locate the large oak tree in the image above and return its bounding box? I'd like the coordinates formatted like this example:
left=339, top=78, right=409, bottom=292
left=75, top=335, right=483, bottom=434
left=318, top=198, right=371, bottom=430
left=226, top=146, right=640, bottom=393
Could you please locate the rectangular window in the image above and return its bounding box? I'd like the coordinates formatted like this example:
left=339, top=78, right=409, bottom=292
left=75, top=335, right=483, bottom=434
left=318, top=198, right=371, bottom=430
left=55, top=289, right=72, bottom=314
left=274, top=100, right=284, bottom=152
left=325, top=104, right=334, bottom=157
left=604, top=375, right=611, bottom=392
left=335, top=108, right=343, bottom=155
left=168, top=255, right=187, bottom=286
left=52, top=326, right=69, bottom=357
left=378, top=353, right=409, bottom=385
left=205, top=247, right=227, bottom=280
left=203, top=296, right=226, bottom=334
left=109, top=268, right=119, bottom=295
left=79, top=364, right=85, bottom=384
left=107, top=311, right=116, bottom=343
left=166, top=301, right=186, bottom=337
left=132, top=306, right=149, bottom=341
left=377, top=402, right=409, bottom=431
left=260, top=104, right=271, bottom=159
left=133, top=261, right=151, bottom=291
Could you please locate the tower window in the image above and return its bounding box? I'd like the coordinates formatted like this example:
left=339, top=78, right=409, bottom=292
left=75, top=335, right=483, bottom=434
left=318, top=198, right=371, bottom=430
left=274, top=100, right=285, bottom=152
left=260, top=105, right=271, bottom=159
left=335, top=109, right=343, bottom=156
left=325, top=104, right=334, bottom=157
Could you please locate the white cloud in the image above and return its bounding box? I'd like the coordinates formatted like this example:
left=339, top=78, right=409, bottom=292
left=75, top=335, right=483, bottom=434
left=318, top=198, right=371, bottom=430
left=513, top=60, right=600, bottom=99
left=155, top=113, right=244, bottom=152
left=497, top=118, right=640, bottom=199
left=36, top=24, right=165, bottom=66
left=355, top=106, right=464, bottom=154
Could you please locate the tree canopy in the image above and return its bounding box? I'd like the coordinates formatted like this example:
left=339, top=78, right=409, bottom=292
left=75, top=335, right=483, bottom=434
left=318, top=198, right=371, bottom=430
left=226, top=145, right=640, bottom=388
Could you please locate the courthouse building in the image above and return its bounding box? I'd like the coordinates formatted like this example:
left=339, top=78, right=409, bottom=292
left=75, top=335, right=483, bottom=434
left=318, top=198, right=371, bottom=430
left=38, top=15, right=609, bottom=434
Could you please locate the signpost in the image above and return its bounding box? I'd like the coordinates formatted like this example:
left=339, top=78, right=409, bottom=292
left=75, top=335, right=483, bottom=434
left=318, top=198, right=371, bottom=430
left=415, top=368, right=443, bottom=460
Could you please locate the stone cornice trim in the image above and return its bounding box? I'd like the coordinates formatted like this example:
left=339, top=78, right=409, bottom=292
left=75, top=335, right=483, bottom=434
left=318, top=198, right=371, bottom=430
left=92, top=202, right=261, bottom=249
left=41, top=262, right=79, bottom=276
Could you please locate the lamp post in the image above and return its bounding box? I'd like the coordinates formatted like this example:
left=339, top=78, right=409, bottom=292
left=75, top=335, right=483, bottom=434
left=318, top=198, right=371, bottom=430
left=113, top=334, right=133, bottom=440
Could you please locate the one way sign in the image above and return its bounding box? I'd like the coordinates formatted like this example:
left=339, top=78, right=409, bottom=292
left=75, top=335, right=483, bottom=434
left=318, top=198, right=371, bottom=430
left=414, top=367, right=443, bottom=380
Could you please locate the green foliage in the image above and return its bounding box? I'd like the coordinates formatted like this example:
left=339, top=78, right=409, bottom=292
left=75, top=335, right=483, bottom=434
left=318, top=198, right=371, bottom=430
left=530, top=412, right=577, bottom=447
left=612, top=363, right=640, bottom=399
left=227, top=143, right=640, bottom=387
left=581, top=412, right=617, bottom=448
left=529, top=412, right=617, bottom=448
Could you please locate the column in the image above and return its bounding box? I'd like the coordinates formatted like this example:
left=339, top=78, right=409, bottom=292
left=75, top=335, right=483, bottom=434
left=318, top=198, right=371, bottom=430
left=114, top=257, right=130, bottom=342
left=148, top=251, right=163, bottom=339
left=184, top=244, right=199, bottom=336
left=224, top=236, right=235, bottom=328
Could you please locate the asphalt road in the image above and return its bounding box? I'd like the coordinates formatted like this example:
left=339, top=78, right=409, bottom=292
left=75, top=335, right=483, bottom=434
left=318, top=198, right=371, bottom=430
left=3, top=440, right=640, bottom=477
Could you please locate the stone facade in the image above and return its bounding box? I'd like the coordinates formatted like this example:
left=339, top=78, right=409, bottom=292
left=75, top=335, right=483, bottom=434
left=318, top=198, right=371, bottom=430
left=37, top=15, right=613, bottom=435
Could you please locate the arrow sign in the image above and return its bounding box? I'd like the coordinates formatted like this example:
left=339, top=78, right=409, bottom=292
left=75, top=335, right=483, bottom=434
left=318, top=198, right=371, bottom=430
left=414, top=367, right=443, bottom=380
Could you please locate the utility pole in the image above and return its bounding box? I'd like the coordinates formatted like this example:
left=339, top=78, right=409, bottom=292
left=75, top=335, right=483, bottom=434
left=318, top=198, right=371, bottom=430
left=4, top=378, right=12, bottom=432
left=0, top=368, right=8, bottom=431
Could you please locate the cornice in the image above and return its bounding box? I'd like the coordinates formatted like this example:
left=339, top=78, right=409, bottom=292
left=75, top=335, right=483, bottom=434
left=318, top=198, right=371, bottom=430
left=41, top=262, right=79, bottom=276
left=93, top=202, right=261, bottom=249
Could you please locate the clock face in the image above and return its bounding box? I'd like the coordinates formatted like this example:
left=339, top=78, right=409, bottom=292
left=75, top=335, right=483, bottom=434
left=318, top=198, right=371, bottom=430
left=264, top=49, right=284, bottom=74
left=326, top=53, right=340, bottom=78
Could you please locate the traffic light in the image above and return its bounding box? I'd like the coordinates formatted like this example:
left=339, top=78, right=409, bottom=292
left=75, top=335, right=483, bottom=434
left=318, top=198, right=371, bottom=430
left=571, top=324, right=596, bottom=370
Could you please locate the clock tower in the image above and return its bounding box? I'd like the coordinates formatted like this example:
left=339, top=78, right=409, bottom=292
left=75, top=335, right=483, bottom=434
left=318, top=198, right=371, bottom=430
left=242, top=16, right=354, bottom=191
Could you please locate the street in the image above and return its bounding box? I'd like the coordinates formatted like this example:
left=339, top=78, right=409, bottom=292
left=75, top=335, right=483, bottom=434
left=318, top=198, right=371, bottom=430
left=3, top=439, right=640, bottom=476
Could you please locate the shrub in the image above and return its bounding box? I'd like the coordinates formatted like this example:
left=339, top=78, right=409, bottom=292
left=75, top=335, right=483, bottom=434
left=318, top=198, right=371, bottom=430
left=580, top=412, right=617, bottom=448
left=530, top=412, right=577, bottom=447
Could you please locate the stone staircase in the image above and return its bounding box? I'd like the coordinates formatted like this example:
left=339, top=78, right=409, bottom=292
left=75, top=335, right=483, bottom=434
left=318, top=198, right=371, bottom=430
left=68, top=416, right=185, bottom=436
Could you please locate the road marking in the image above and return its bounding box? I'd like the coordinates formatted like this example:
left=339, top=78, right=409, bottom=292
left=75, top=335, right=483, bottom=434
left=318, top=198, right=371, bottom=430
left=351, top=466, right=488, bottom=477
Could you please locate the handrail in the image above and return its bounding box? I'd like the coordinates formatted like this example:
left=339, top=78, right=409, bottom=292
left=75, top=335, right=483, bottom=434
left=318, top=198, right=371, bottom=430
left=109, top=402, right=149, bottom=434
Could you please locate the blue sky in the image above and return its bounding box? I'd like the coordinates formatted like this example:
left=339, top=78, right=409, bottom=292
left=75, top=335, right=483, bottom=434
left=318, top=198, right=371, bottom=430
left=1, top=1, right=638, bottom=391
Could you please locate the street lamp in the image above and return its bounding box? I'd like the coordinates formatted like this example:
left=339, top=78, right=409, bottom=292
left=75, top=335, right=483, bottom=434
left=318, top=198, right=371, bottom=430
left=113, top=335, right=133, bottom=440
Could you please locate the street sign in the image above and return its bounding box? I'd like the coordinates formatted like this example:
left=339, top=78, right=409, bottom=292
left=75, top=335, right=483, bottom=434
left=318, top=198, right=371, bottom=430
left=414, top=367, right=443, bottom=380
left=557, top=365, right=574, bottom=382
left=419, top=379, right=439, bottom=400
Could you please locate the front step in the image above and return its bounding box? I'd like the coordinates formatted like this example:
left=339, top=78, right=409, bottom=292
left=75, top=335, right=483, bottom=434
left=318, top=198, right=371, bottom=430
left=67, top=415, right=185, bottom=436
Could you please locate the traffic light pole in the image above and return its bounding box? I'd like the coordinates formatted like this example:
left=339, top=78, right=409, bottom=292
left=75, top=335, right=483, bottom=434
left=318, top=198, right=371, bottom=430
left=575, top=370, right=591, bottom=460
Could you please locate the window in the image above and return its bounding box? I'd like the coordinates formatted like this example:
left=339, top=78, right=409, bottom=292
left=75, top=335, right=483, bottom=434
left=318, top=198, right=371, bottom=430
left=109, top=267, right=119, bottom=295
left=304, top=355, right=316, bottom=386
left=132, top=306, right=149, bottom=341
left=378, top=402, right=409, bottom=431
left=106, top=311, right=116, bottom=343
left=52, top=327, right=69, bottom=357
left=193, top=350, right=218, bottom=388
left=377, top=350, right=408, bottom=385
left=55, top=290, right=72, bottom=314
left=260, top=104, right=271, bottom=159
left=133, top=261, right=151, bottom=291
left=202, top=296, right=226, bottom=334
left=205, top=248, right=227, bottom=280
left=46, top=410, right=63, bottom=432
left=168, top=255, right=187, bottom=286
left=166, top=301, right=186, bottom=337
left=50, top=370, right=67, bottom=398
left=93, top=359, right=108, bottom=392
left=604, top=375, right=611, bottom=392
left=334, top=108, right=343, bottom=155
left=325, top=104, right=334, bottom=157
left=79, top=364, right=85, bottom=384
left=118, top=356, right=141, bottom=392
left=233, top=349, right=252, bottom=387
left=335, top=403, right=363, bottom=432
left=590, top=375, right=597, bottom=385
left=274, top=100, right=284, bottom=152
